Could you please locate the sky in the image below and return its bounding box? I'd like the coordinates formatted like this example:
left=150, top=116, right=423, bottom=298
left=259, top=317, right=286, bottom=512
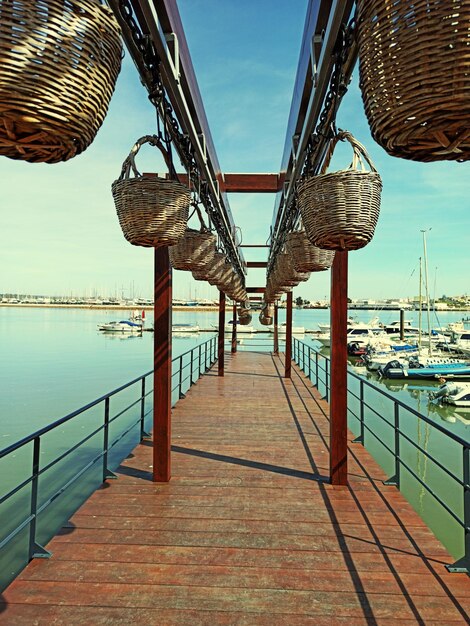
left=1, top=0, right=468, bottom=302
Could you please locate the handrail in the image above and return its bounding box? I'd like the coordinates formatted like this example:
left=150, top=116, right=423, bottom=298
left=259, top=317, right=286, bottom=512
left=292, top=336, right=470, bottom=574
left=0, top=334, right=218, bottom=586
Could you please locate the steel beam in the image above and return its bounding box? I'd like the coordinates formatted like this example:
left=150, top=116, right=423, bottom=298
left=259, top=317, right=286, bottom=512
left=231, top=304, right=237, bottom=353
left=274, top=304, right=279, bottom=355
left=285, top=292, right=293, bottom=378
left=330, top=251, right=348, bottom=486
left=268, top=0, right=356, bottom=271
left=153, top=247, right=172, bottom=482
left=218, top=291, right=225, bottom=376
left=111, top=0, right=245, bottom=276
left=222, top=173, right=285, bottom=193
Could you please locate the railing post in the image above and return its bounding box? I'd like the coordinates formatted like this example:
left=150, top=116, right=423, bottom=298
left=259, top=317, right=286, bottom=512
left=352, top=379, right=365, bottom=445
left=308, top=346, right=312, bottom=380
left=325, top=358, right=329, bottom=402
left=29, top=437, right=51, bottom=560
left=140, top=377, right=151, bottom=439
left=446, top=446, right=470, bottom=573
left=285, top=291, right=293, bottom=378
left=179, top=355, right=185, bottom=399
left=384, top=403, right=400, bottom=487
left=198, top=343, right=202, bottom=378
left=330, top=251, right=348, bottom=486
left=190, top=349, right=194, bottom=385
left=103, top=397, right=117, bottom=481
left=218, top=291, right=226, bottom=376
left=315, top=350, right=319, bottom=387
left=153, top=246, right=172, bottom=482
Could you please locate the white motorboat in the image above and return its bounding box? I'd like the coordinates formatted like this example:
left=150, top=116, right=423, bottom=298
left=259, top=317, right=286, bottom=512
left=270, top=323, right=305, bottom=335
left=222, top=322, right=257, bottom=333
left=98, top=320, right=142, bottom=333
left=172, top=324, right=200, bottom=333
left=315, top=323, right=383, bottom=348
left=430, top=382, right=470, bottom=407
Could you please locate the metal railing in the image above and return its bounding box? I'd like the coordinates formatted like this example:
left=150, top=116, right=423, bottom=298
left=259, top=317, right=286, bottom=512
left=0, top=335, right=217, bottom=588
left=292, top=337, right=469, bottom=574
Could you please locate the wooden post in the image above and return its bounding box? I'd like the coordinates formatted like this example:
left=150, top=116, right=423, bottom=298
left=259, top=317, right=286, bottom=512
left=218, top=290, right=225, bottom=376
left=399, top=308, right=405, bottom=341
left=231, top=303, right=237, bottom=353
left=285, top=292, right=293, bottom=378
left=330, top=251, right=348, bottom=486
left=273, top=303, right=279, bottom=354
left=153, top=247, right=172, bottom=482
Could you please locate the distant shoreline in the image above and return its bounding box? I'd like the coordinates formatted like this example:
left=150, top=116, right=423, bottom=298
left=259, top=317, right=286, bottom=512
left=1, top=303, right=469, bottom=312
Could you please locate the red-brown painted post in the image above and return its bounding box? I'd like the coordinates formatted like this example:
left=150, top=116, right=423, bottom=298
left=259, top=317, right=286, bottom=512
left=330, top=251, right=348, bottom=486
left=273, top=303, right=279, bottom=354
left=218, top=290, right=226, bottom=376
left=153, top=247, right=172, bottom=482
left=231, top=303, right=237, bottom=353
left=285, top=292, right=293, bottom=378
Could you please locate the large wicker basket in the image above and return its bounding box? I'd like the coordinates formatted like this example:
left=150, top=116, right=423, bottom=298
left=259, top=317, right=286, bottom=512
left=286, top=231, right=335, bottom=272
left=297, top=131, right=382, bottom=251
left=112, top=136, right=190, bottom=248
left=356, top=0, right=470, bottom=162
left=169, top=229, right=216, bottom=271
left=0, top=0, right=122, bottom=163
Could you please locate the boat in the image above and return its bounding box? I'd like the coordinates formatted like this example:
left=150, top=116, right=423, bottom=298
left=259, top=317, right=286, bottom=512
left=270, top=323, right=305, bottom=335
left=429, top=382, right=470, bottom=407
left=378, top=359, right=470, bottom=380
left=172, top=324, right=200, bottom=333
left=98, top=320, right=143, bottom=333
left=316, top=323, right=383, bottom=348
left=221, top=321, right=257, bottom=333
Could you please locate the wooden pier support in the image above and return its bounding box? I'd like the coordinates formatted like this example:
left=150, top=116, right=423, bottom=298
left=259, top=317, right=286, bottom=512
left=273, top=304, right=279, bottom=354
left=330, top=251, right=348, bottom=486
left=231, top=304, right=237, bottom=353
left=153, top=247, right=172, bottom=483
left=218, top=291, right=225, bottom=376
left=284, top=292, right=293, bottom=378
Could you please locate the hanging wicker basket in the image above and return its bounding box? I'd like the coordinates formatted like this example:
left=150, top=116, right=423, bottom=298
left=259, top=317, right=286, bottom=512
left=259, top=303, right=273, bottom=326
left=238, top=307, right=252, bottom=326
left=204, top=252, right=228, bottom=284
left=0, top=0, right=122, bottom=163
left=297, top=131, right=382, bottom=251
left=112, top=136, right=190, bottom=248
left=286, top=230, right=335, bottom=273
left=169, top=229, right=216, bottom=271
left=356, top=0, right=470, bottom=162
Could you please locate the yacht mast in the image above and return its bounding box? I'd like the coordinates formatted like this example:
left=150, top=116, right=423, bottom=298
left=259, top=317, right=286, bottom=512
left=418, top=256, right=422, bottom=353
left=421, top=229, right=432, bottom=356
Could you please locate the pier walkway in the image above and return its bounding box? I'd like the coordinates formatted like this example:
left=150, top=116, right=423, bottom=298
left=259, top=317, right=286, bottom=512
left=1, top=352, right=468, bottom=624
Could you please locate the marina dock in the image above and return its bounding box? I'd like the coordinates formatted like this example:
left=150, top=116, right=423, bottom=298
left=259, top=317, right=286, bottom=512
left=1, top=352, right=468, bottom=624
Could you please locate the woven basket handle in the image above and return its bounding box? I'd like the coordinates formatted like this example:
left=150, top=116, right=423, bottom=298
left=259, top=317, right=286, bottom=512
left=118, top=135, right=178, bottom=181
left=320, top=131, right=378, bottom=175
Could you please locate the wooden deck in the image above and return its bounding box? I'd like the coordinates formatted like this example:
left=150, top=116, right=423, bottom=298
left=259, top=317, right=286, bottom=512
left=1, top=351, right=469, bottom=624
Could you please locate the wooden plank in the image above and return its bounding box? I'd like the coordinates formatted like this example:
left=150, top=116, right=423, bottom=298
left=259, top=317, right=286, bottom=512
left=2, top=352, right=468, bottom=624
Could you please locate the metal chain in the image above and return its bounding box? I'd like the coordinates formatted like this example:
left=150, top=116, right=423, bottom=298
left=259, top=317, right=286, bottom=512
left=116, top=0, right=244, bottom=280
